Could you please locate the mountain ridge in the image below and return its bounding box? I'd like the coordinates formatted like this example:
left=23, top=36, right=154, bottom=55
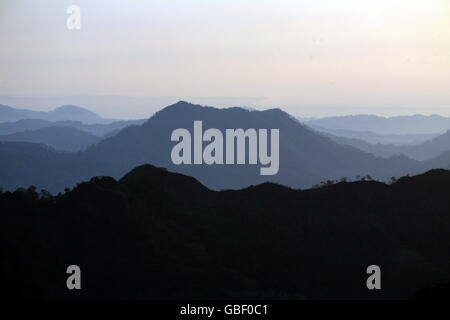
left=0, top=118, right=146, bottom=136
left=0, top=101, right=446, bottom=193
left=0, top=103, right=114, bottom=124
left=0, top=126, right=101, bottom=153
left=2, top=164, right=449, bottom=299
left=306, top=114, right=450, bottom=135
left=327, top=130, right=450, bottom=161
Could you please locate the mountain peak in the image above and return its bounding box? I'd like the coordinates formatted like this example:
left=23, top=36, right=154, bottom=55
left=174, top=100, right=194, bottom=106
left=0, top=104, right=113, bottom=124
left=45, top=105, right=113, bottom=124
left=164, top=100, right=203, bottom=110
left=52, top=105, right=97, bottom=115
left=119, top=164, right=210, bottom=195
left=152, top=101, right=215, bottom=120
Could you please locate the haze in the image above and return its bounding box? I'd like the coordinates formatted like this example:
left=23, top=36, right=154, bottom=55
left=1, top=0, right=449, bottom=119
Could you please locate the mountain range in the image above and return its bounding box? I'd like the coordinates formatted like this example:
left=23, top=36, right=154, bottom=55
left=0, top=118, right=146, bottom=137
left=0, top=117, right=147, bottom=152
left=306, top=114, right=450, bottom=135
left=0, top=127, right=102, bottom=153
left=310, top=127, right=439, bottom=145
left=0, top=101, right=435, bottom=193
left=0, top=104, right=114, bottom=124
left=327, top=130, right=450, bottom=161
left=2, top=101, right=450, bottom=300
left=2, top=164, right=449, bottom=299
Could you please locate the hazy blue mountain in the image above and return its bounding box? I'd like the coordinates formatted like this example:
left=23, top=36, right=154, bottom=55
left=80, top=119, right=147, bottom=136
left=0, top=118, right=146, bottom=136
left=423, top=149, right=450, bottom=171
left=78, top=101, right=426, bottom=191
left=43, top=105, right=112, bottom=123
left=0, top=104, right=46, bottom=122
left=0, top=127, right=101, bottom=152
left=326, top=134, right=410, bottom=158
left=0, top=119, right=57, bottom=134
left=2, top=101, right=447, bottom=193
left=0, top=104, right=115, bottom=124
left=407, top=131, right=450, bottom=160
left=310, top=126, right=438, bottom=145
left=329, top=130, right=450, bottom=161
left=0, top=142, right=79, bottom=192
left=306, top=114, right=450, bottom=135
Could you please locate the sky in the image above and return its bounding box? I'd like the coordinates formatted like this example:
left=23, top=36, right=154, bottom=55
left=0, top=0, right=449, bottom=119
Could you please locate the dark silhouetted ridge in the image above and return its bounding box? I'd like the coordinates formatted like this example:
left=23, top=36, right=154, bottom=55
left=1, top=165, right=450, bottom=299
left=119, top=164, right=211, bottom=198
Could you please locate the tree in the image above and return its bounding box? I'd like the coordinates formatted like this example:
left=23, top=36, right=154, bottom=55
left=40, top=189, right=53, bottom=200
left=25, top=186, right=39, bottom=199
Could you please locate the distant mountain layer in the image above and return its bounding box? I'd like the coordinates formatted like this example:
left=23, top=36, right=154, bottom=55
left=2, top=165, right=449, bottom=299
left=0, top=127, right=101, bottom=153
left=310, top=126, right=438, bottom=145
left=328, top=130, right=450, bottom=161
left=76, top=101, right=424, bottom=191
left=306, top=114, right=450, bottom=135
left=0, top=118, right=146, bottom=136
left=0, top=141, right=77, bottom=191
left=426, top=149, right=450, bottom=171
left=0, top=101, right=444, bottom=193
left=0, top=104, right=114, bottom=124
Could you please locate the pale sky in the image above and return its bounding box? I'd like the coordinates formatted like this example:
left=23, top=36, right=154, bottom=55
left=0, top=0, right=449, bottom=119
